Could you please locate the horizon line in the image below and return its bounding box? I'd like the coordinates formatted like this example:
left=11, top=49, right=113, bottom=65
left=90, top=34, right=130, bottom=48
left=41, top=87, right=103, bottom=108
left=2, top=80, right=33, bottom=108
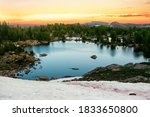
left=1, top=21, right=150, bottom=26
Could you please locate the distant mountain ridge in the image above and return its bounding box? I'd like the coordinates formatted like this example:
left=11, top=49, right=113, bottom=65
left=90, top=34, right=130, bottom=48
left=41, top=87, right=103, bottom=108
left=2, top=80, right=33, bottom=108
left=83, top=21, right=109, bottom=27
left=83, top=21, right=150, bottom=28
left=10, top=21, right=150, bottom=28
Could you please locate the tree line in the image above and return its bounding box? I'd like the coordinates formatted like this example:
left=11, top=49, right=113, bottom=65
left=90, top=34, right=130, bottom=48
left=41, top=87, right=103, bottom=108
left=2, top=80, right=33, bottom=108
left=0, top=21, right=150, bottom=57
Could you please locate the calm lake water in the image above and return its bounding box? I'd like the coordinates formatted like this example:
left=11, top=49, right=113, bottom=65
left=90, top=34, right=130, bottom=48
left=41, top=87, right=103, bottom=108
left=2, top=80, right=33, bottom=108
left=18, top=41, right=149, bottom=80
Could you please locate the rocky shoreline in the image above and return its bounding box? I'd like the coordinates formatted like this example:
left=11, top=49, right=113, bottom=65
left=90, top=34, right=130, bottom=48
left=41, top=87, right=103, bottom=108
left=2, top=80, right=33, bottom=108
left=0, top=40, right=150, bottom=83
left=0, top=40, right=50, bottom=78
left=70, top=62, right=150, bottom=83
left=14, top=40, right=49, bottom=47
left=0, top=51, right=35, bottom=77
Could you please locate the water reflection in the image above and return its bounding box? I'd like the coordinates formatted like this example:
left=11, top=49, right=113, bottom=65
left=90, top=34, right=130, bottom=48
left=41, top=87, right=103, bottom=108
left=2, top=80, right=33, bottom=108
left=110, top=47, right=116, bottom=57
left=21, top=41, right=148, bottom=80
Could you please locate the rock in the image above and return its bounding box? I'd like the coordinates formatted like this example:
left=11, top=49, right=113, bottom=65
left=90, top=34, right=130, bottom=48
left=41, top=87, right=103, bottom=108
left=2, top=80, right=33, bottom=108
left=124, top=76, right=149, bottom=83
left=125, top=63, right=134, bottom=67
left=63, top=76, right=75, bottom=78
left=134, top=63, right=149, bottom=69
left=9, top=51, right=15, bottom=55
left=37, top=76, right=49, bottom=81
left=71, top=68, right=79, bottom=70
left=50, top=77, right=58, bottom=80
left=91, top=55, right=97, bottom=59
left=40, top=41, right=49, bottom=45
left=140, top=62, right=150, bottom=65
left=15, top=40, right=41, bottom=47
left=129, top=93, right=136, bottom=96
left=146, top=71, right=150, bottom=74
left=40, top=54, right=47, bottom=57
left=106, top=64, right=121, bottom=70
left=0, top=49, right=36, bottom=78
left=16, top=73, right=24, bottom=77
left=37, top=61, right=41, bottom=64
left=112, top=68, right=120, bottom=72
left=35, top=58, right=40, bottom=61
left=24, top=69, right=31, bottom=74
left=16, top=45, right=20, bottom=47
left=0, top=70, right=16, bottom=78
left=15, top=57, right=24, bottom=63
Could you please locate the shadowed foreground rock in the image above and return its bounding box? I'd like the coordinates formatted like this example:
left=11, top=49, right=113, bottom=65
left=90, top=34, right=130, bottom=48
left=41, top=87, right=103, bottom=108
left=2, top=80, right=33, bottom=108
left=124, top=76, right=149, bottom=83
left=75, top=62, right=150, bottom=83
left=0, top=52, right=35, bottom=78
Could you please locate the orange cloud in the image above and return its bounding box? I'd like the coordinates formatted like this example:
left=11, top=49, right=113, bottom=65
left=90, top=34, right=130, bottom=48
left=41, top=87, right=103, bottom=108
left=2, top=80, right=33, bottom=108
left=118, top=13, right=150, bottom=17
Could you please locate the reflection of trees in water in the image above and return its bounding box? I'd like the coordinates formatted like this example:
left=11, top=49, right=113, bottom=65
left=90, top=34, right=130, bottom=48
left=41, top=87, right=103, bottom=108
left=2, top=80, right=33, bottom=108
left=110, top=46, right=116, bottom=57
left=61, top=39, right=66, bottom=43
left=122, top=46, right=133, bottom=55
left=122, top=47, right=131, bottom=54
left=133, top=52, right=143, bottom=59
left=100, top=44, right=103, bottom=49
left=96, top=44, right=104, bottom=53
left=143, top=53, right=150, bottom=59
left=33, top=45, right=50, bottom=54
left=97, top=44, right=117, bottom=57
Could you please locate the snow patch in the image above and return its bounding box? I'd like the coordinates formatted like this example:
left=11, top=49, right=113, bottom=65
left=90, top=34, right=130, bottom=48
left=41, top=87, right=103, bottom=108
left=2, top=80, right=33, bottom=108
left=0, top=76, right=150, bottom=100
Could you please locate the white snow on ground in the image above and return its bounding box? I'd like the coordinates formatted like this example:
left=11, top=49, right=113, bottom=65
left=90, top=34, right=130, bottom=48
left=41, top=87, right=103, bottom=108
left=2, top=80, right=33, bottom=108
left=0, top=76, right=150, bottom=100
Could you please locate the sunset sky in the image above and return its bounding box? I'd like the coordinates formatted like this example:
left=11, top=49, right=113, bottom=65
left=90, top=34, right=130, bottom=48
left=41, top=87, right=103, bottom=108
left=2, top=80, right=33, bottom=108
left=0, top=0, right=150, bottom=24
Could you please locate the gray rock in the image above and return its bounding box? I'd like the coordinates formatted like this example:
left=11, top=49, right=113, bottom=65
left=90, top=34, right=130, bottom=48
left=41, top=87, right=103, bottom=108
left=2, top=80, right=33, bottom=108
left=91, top=55, right=97, bottom=59
left=40, top=54, right=47, bottom=57
left=106, top=64, right=121, bottom=70
left=24, top=69, right=31, bottom=74
left=41, top=41, right=49, bottom=45
left=71, top=68, right=79, bottom=70
left=124, top=76, right=149, bottom=83
left=125, top=63, right=134, bottom=67
left=50, top=77, right=58, bottom=80
left=112, top=68, right=120, bottom=72
left=146, top=71, right=150, bottom=74
left=63, top=76, right=75, bottom=78
left=129, top=93, right=136, bottom=96
left=35, top=58, right=40, bottom=61
left=134, top=64, right=149, bottom=69
left=37, top=76, right=49, bottom=81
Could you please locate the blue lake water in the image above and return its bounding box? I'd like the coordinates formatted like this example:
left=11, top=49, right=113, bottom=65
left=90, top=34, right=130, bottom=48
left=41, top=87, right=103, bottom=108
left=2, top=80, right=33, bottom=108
left=18, top=41, right=149, bottom=80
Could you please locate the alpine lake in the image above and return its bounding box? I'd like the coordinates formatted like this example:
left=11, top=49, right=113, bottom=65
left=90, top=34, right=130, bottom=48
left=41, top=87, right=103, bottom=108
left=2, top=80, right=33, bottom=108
left=17, top=40, right=149, bottom=80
